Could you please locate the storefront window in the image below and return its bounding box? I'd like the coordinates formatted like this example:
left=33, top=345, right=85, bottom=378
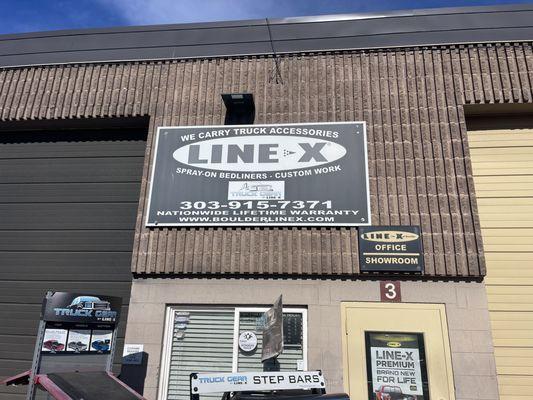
left=165, top=309, right=235, bottom=400
left=159, top=307, right=307, bottom=400
left=365, top=332, right=430, bottom=400
left=236, top=311, right=304, bottom=371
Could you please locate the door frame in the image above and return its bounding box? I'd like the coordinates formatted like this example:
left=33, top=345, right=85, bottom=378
left=341, top=302, right=455, bottom=400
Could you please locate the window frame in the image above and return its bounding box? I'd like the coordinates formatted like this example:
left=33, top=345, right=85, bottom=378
left=232, top=307, right=308, bottom=372
left=158, top=306, right=308, bottom=400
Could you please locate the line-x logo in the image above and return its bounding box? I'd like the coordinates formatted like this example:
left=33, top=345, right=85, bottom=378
left=361, top=230, right=419, bottom=243
left=173, top=136, right=347, bottom=172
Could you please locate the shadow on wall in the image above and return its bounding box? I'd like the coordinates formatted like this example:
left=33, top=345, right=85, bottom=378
left=120, top=352, right=149, bottom=395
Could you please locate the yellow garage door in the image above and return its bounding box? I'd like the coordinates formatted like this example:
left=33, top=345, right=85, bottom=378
left=469, top=128, right=533, bottom=400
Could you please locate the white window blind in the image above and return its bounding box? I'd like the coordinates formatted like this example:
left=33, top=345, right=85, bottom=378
left=162, top=308, right=306, bottom=400
left=166, top=310, right=235, bottom=400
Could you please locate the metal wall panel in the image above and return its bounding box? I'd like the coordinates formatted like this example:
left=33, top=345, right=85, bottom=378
left=469, top=128, right=533, bottom=400
left=0, top=129, right=146, bottom=399
left=1, top=5, right=533, bottom=67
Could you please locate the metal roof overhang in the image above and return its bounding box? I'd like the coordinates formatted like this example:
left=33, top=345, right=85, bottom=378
left=0, top=4, right=533, bottom=68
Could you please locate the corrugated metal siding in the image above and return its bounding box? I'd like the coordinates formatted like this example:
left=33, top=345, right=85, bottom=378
left=2, top=43, right=531, bottom=278
left=0, top=129, right=146, bottom=399
left=469, top=128, right=533, bottom=400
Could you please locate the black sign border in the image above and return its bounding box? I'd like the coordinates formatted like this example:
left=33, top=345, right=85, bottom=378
left=359, top=225, right=424, bottom=273
left=364, top=331, right=430, bottom=399
left=41, top=291, right=122, bottom=324
left=145, top=121, right=371, bottom=227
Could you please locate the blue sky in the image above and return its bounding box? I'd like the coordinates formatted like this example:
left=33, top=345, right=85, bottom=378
left=0, top=0, right=531, bottom=34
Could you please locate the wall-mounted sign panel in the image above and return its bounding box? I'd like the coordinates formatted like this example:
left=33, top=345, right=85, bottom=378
left=359, top=226, right=424, bottom=273
left=146, top=122, right=369, bottom=226
left=380, top=281, right=402, bottom=302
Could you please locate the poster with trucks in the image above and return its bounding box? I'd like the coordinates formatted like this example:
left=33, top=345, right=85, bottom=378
left=367, top=332, right=427, bottom=400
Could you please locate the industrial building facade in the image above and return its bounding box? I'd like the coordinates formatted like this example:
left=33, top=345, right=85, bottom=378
left=1, top=4, right=533, bottom=400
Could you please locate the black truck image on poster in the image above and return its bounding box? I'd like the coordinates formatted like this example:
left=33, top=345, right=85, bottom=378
left=146, top=122, right=370, bottom=227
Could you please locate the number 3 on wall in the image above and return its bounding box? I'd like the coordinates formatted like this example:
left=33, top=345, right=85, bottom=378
left=380, top=281, right=402, bottom=302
